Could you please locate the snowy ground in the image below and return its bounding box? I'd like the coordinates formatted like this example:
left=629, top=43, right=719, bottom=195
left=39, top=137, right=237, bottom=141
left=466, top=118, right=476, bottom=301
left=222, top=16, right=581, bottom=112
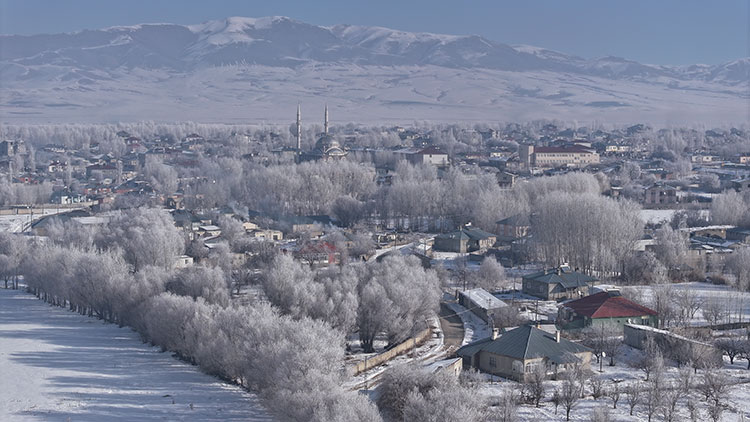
left=345, top=316, right=446, bottom=391
left=445, top=300, right=491, bottom=346
left=0, top=288, right=271, bottom=422
left=480, top=344, right=750, bottom=421
left=629, top=282, right=750, bottom=326
left=638, top=209, right=677, bottom=225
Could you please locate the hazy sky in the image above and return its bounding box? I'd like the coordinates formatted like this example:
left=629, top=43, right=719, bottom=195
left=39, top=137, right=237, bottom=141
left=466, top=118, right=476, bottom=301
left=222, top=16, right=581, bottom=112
left=0, top=0, right=747, bottom=65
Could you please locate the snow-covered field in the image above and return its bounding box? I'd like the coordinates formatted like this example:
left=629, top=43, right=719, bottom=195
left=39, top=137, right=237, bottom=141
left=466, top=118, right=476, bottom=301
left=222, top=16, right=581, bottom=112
left=633, top=281, right=750, bottom=325
left=638, top=209, right=677, bottom=225
left=0, top=288, right=271, bottom=422
left=3, top=63, right=747, bottom=125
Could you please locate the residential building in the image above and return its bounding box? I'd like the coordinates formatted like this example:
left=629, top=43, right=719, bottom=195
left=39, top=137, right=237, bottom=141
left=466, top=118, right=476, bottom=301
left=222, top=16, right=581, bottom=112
left=522, top=266, right=596, bottom=301
left=174, top=255, right=194, bottom=268
left=495, top=214, right=531, bottom=240
left=496, top=171, right=517, bottom=188
left=457, top=325, right=592, bottom=381
left=406, top=146, right=449, bottom=167
left=458, top=288, right=508, bottom=323
left=249, top=229, right=283, bottom=241
left=644, top=183, right=677, bottom=205
left=519, top=144, right=599, bottom=168
left=727, top=227, right=750, bottom=243
left=293, top=241, right=340, bottom=267
left=556, top=290, right=657, bottom=330
left=434, top=227, right=496, bottom=253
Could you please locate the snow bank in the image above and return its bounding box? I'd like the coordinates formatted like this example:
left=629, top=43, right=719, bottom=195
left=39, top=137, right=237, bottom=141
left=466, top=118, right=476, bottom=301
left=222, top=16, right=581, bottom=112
left=0, top=288, right=271, bottom=422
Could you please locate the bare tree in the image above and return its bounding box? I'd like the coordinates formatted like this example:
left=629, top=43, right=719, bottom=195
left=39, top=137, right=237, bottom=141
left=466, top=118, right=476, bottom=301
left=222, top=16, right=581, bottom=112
left=525, top=364, right=546, bottom=407
left=650, top=283, right=677, bottom=328
left=630, top=336, right=664, bottom=381
left=497, top=390, right=518, bottom=422
left=674, top=288, right=703, bottom=326
left=589, top=376, right=605, bottom=400
left=686, top=398, right=701, bottom=422
left=726, top=248, right=750, bottom=291
left=644, top=382, right=661, bottom=422
left=703, top=298, right=729, bottom=326
left=606, top=380, right=621, bottom=409
left=625, top=382, right=642, bottom=416
left=698, top=368, right=734, bottom=407
left=707, top=402, right=723, bottom=422
left=590, top=406, right=611, bottom=422
left=559, top=377, right=579, bottom=421
left=659, top=381, right=684, bottom=422
left=715, top=335, right=744, bottom=364
left=550, top=388, right=561, bottom=415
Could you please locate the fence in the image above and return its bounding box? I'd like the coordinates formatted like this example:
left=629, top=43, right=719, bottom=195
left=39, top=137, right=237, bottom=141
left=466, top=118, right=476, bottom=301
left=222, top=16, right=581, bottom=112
left=350, top=327, right=432, bottom=376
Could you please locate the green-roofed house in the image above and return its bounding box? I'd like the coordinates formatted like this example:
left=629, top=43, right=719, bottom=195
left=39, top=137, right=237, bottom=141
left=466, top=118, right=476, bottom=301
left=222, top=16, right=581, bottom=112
left=456, top=325, right=592, bottom=382
left=434, top=227, right=497, bottom=253
left=522, top=265, right=596, bottom=301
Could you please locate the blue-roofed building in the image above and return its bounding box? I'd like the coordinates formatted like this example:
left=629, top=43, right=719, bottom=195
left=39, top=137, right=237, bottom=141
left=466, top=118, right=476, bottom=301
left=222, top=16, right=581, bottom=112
left=456, top=325, right=592, bottom=381
left=521, top=265, right=596, bottom=301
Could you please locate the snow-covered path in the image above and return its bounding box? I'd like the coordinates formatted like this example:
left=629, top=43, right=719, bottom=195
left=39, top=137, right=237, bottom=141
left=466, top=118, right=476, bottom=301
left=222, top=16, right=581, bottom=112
left=0, top=288, right=272, bottom=421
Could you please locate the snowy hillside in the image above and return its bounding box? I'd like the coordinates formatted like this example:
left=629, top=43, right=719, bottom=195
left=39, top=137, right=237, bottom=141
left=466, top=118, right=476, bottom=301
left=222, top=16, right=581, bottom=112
left=0, top=16, right=747, bottom=124
left=0, top=288, right=271, bottom=421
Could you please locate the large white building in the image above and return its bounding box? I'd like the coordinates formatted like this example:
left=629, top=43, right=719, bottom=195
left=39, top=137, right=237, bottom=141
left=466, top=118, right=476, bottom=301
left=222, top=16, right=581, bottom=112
left=519, top=144, right=599, bottom=168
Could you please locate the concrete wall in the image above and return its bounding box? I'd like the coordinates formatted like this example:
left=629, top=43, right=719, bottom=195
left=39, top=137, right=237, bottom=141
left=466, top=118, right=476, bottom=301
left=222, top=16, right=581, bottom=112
left=623, top=324, right=723, bottom=367
left=350, top=327, right=432, bottom=376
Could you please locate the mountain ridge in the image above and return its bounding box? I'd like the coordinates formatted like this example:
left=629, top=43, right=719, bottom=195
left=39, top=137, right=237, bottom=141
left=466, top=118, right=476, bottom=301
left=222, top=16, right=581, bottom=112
left=0, top=16, right=747, bottom=124
left=2, top=16, right=747, bottom=83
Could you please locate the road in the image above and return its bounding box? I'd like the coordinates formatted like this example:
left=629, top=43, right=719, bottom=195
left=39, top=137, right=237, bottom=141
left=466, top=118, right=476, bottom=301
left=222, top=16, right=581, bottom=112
left=438, top=302, right=465, bottom=348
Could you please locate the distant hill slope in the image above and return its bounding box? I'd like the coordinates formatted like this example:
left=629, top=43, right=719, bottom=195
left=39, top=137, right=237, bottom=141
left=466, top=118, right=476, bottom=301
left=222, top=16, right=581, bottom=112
left=1, top=16, right=747, bottom=124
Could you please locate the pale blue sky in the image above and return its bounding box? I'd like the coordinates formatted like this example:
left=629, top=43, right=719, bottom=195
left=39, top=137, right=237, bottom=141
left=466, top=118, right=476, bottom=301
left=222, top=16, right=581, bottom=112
left=0, top=0, right=747, bottom=65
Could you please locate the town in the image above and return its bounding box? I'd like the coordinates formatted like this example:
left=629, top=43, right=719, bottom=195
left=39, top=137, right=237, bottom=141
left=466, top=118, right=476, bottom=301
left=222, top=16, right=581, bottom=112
left=2, top=113, right=750, bottom=421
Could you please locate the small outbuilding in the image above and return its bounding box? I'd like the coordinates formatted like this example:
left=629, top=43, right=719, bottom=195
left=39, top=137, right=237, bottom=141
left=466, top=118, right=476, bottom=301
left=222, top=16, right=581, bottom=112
left=458, top=288, right=508, bottom=323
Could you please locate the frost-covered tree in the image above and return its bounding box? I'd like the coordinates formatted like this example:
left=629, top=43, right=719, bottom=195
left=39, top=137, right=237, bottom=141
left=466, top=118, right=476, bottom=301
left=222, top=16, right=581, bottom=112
left=711, top=190, right=750, bottom=226
left=475, top=256, right=506, bottom=291
left=358, top=255, right=440, bottom=351
left=166, top=265, right=229, bottom=306
left=96, top=208, right=184, bottom=272
left=532, top=192, right=643, bottom=274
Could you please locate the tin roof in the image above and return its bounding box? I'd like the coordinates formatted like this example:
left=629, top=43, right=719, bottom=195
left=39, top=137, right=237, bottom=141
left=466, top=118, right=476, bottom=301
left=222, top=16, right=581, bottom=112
left=457, top=325, right=590, bottom=361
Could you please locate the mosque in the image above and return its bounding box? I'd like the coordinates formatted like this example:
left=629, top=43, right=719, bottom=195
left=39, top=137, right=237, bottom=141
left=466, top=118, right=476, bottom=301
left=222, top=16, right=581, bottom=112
left=296, top=105, right=348, bottom=162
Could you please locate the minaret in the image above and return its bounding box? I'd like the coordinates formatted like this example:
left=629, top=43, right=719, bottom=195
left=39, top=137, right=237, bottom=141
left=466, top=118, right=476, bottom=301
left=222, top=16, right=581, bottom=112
left=324, top=104, right=329, bottom=135
left=296, top=104, right=302, bottom=152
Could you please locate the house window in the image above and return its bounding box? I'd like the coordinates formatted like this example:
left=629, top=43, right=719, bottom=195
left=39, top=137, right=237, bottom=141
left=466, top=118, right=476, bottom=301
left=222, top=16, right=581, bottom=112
left=489, top=356, right=497, bottom=368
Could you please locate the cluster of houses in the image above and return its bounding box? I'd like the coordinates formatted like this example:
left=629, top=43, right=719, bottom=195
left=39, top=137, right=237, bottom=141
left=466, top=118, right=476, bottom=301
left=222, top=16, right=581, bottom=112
left=452, top=265, right=674, bottom=382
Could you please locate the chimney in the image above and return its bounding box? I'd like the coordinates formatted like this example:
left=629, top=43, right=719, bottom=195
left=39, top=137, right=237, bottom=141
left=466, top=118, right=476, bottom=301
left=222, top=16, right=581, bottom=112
left=492, top=328, right=500, bottom=340
left=555, top=331, right=561, bottom=343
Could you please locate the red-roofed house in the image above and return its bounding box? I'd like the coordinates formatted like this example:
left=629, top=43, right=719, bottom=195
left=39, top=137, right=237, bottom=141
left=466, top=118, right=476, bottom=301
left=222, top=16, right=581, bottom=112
left=292, top=241, right=341, bottom=268
left=557, top=290, right=657, bottom=330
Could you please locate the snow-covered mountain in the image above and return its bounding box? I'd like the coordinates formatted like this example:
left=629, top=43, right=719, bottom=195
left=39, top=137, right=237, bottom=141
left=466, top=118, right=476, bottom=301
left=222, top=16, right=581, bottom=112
left=0, top=16, right=747, bottom=124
